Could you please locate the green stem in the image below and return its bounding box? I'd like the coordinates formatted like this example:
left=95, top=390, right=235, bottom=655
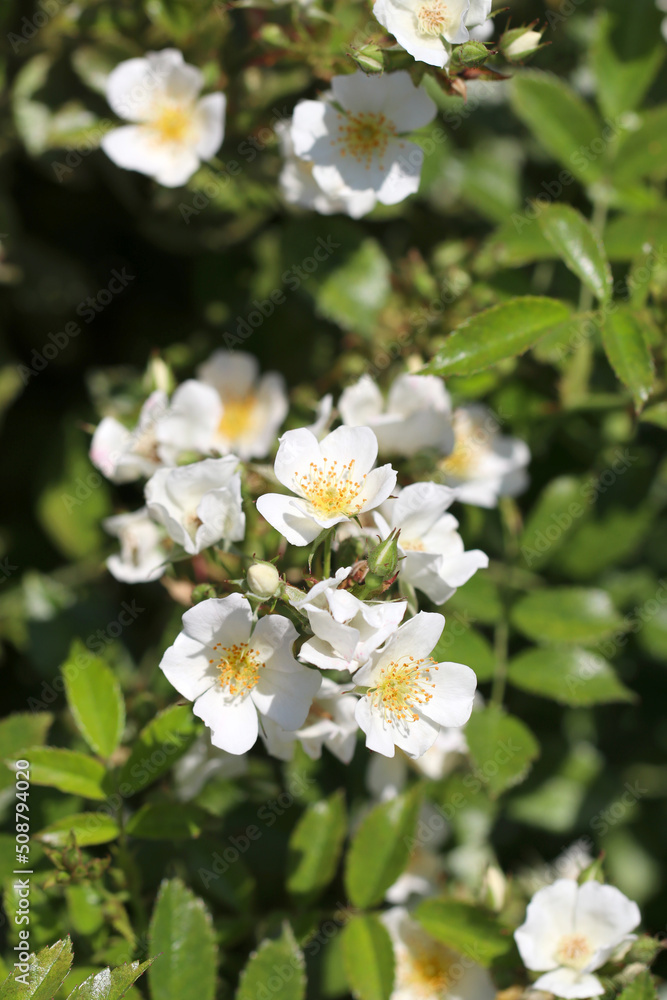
left=322, top=529, right=333, bottom=579
left=491, top=620, right=509, bottom=707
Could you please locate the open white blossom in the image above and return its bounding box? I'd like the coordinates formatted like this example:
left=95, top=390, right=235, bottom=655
left=354, top=611, right=476, bottom=758
left=154, top=379, right=222, bottom=463
left=260, top=678, right=359, bottom=764
left=291, top=71, right=437, bottom=212
left=299, top=584, right=407, bottom=673
left=257, top=426, right=397, bottom=546
left=103, top=507, right=166, bottom=583
left=160, top=594, right=321, bottom=754
left=374, top=482, right=488, bottom=603
left=339, top=373, right=453, bottom=457
left=145, top=455, right=245, bottom=555
left=514, top=879, right=641, bottom=999
left=438, top=404, right=530, bottom=508
left=382, top=906, right=497, bottom=1000
left=277, top=120, right=376, bottom=219
left=373, top=0, right=493, bottom=69
left=197, top=350, right=288, bottom=460
left=101, top=49, right=225, bottom=187
left=90, top=391, right=168, bottom=483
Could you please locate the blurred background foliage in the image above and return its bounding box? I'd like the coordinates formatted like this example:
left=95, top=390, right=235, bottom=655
left=1, top=0, right=667, bottom=995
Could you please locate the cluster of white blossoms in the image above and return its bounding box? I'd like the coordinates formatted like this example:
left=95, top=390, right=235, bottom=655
left=373, top=0, right=494, bottom=69
left=92, top=351, right=530, bottom=763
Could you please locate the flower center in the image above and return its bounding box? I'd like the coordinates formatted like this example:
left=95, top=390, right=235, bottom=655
left=334, top=111, right=398, bottom=167
left=401, top=537, right=425, bottom=552
left=368, top=656, right=438, bottom=722
left=151, top=104, right=192, bottom=145
left=555, top=934, right=594, bottom=971
left=416, top=0, right=450, bottom=36
left=218, top=395, right=257, bottom=440
left=210, top=641, right=264, bottom=697
left=298, top=458, right=368, bottom=517
left=439, top=415, right=485, bottom=478
left=399, top=941, right=456, bottom=996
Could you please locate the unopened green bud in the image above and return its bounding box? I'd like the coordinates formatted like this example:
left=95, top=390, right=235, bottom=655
left=350, top=44, right=384, bottom=73
left=451, top=39, right=491, bottom=68
left=367, top=529, right=401, bottom=578
left=259, top=23, right=290, bottom=48
left=247, top=562, right=281, bottom=599
left=192, top=583, right=217, bottom=604
left=578, top=854, right=605, bottom=885
left=626, top=935, right=665, bottom=965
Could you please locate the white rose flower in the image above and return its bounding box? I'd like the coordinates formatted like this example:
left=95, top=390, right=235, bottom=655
left=145, top=455, right=245, bottom=555
left=354, top=611, right=476, bottom=758
left=339, top=373, right=453, bottom=457
left=287, top=566, right=353, bottom=610
left=291, top=71, right=437, bottom=211
left=103, top=507, right=166, bottom=583
left=514, top=879, right=641, bottom=999
left=260, top=678, right=360, bottom=764
left=101, top=49, right=226, bottom=187
left=373, top=0, right=493, bottom=69
left=197, top=350, right=288, bottom=460
left=90, top=390, right=168, bottom=483
left=257, top=425, right=397, bottom=546
left=154, top=379, right=222, bottom=464
left=277, top=120, right=377, bottom=219
left=299, top=586, right=407, bottom=673
left=382, top=906, right=497, bottom=999
left=159, top=594, right=322, bottom=754
left=374, top=481, right=489, bottom=604
left=439, top=404, right=530, bottom=508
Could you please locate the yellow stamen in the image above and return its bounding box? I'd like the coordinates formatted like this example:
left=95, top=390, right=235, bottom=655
left=218, top=395, right=258, bottom=441
left=298, top=458, right=368, bottom=517
left=555, top=934, right=594, bottom=971
left=368, top=656, right=438, bottom=722
left=399, top=940, right=459, bottom=996
left=332, top=111, right=398, bottom=169
left=151, top=105, right=191, bottom=145
left=209, top=641, right=264, bottom=697
left=416, top=0, right=451, bottom=36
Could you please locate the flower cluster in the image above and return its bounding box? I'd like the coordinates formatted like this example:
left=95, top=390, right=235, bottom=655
left=91, top=349, right=530, bottom=766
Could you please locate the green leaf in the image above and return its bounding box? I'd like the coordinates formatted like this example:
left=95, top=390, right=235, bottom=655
left=432, top=627, right=495, bottom=683
left=314, top=238, right=391, bottom=338
left=508, top=646, right=635, bottom=706
left=148, top=879, right=217, bottom=1000
left=15, top=748, right=107, bottom=800
left=614, top=105, right=667, bottom=185
left=446, top=574, right=503, bottom=625
left=604, top=210, right=667, bottom=261
left=36, top=813, right=120, bottom=848
left=0, top=713, right=52, bottom=792
left=511, top=72, right=604, bottom=185
left=519, top=476, right=590, bottom=570
left=414, top=900, right=512, bottom=966
left=602, top=308, right=655, bottom=412
left=511, top=587, right=626, bottom=645
left=125, top=803, right=209, bottom=840
left=422, top=297, right=571, bottom=377
left=591, top=0, right=665, bottom=119
left=475, top=217, right=555, bottom=274
left=341, top=915, right=394, bottom=1000
left=287, top=790, right=347, bottom=899
left=537, top=205, right=612, bottom=304
left=118, top=705, right=199, bottom=796
left=0, top=938, right=72, bottom=1000
left=344, top=788, right=421, bottom=909
left=465, top=705, right=539, bottom=796
left=62, top=640, right=125, bottom=759
left=66, top=960, right=153, bottom=1000
left=235, top=925, right=305, bottom=1000
left=617, top=971, right=659, bottom=1000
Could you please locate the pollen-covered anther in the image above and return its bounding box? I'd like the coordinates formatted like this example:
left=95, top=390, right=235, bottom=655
left=213, top=641, right=264, bottom=696
left=336, top=111, right=397, bottom=165
left=369, top=655, right=438, bottom=721
left=298, top=458, right=368, bottom=517
left=416, top=0, right=451, bottom=36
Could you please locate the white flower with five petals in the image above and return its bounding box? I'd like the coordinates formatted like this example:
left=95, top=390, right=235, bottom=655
left=260, top=678, right=360, bottom=764
left=197, top=350, right=289, bottom=460
left=514, top=879, right=641, bottom=999
left=438, top=404, right=530, bottom=508
left=339, top=373, right=453, bottom=457
left=145, top=455, right=245, bottom=555
left=373, top=0, right=493, bottom=69
left=159, top=594, right=321, bottom=754
left=291, top=71, right=437, bottom=212
left=354, top=611, right=476, bottom=758
left=101, top=49, right=225, bottom=187
left=257, top=426, right=397, bottom=546
left=374, top=482, right=488, bottom=604
left=103, top=507, right=166, bottom=583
